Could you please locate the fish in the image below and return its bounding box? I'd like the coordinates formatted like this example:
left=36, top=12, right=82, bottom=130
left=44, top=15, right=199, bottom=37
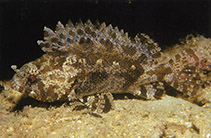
left=1, top=20, right=211, bottom=112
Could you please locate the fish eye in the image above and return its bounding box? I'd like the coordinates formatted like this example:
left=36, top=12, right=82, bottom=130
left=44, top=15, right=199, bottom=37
left=28, top=74, right=37, bottom=83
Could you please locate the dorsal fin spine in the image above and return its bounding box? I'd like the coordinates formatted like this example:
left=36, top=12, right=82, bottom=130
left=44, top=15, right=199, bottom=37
left=37, top=19, right=161, bottom=64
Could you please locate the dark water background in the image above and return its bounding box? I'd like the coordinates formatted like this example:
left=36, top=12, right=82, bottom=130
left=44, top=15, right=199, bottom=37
left=0, top=0, right=211, bottom=80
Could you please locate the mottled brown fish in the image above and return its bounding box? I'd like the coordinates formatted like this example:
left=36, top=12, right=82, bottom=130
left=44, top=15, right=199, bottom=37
left=1, top=20, right=211, bottom=112
left=162, top=36, right=211, bottom=104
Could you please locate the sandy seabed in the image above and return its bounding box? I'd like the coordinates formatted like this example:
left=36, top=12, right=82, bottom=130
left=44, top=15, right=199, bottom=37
left=0, top=89, right=211, bottom=138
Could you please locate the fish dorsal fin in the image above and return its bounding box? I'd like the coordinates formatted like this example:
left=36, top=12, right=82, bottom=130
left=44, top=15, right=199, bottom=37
left=37, top=20, right=161, bottom=62
left=37, top=20, right=131, bottom=52
left=134, top=33, right=161, bottom=58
